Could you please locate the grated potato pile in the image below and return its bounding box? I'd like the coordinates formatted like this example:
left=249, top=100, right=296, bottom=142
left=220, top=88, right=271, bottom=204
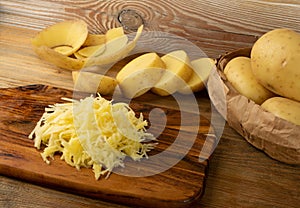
left=29, top=95, right=156, bottom=179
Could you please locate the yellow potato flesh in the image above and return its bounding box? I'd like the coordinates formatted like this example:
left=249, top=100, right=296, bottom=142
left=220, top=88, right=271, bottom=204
left=152, top=50, right=193, bottom=96
left=72, top=71, right=117, bottom=95
left=34, top=45, right=85, bottom=70
left=32, top=21, right=143, bottom=71
left=251, top=28, right=300, bottom=102
left=101, top=35, right=128, bottom=57
left=85, top=25, right=143, bottom=67
left=178, top=58, right=215, bottom=94
left=105, top=27, right=125, bottom=42
left=81, top=35, right=128, bottom=65
left=77, top=27, right=125, bottom=59
left=53, top=45, right=74, bottom=55
left=73, top=52, right=86, bottom=60
left=82, top=34, right=106, bottom=46
left=116, top=52, right=166, bottom=98
left=261, top=97, right=300, bottom=125
left=76, top=44, right=106, bottom=58
left=224, top=56, right=274, bottom=104
left=32, top=19, right=88, bottom=56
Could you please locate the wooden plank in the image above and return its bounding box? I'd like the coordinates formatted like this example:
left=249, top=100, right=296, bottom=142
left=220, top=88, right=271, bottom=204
left=1, top=0, right=300, bottom=208
left=0, top=85, right=214, bottom=208
left=1, top=0, right=299, bottom=90
left=1, top=0, right=299, bottom=59
left=0, top=24, right=74, bottom=89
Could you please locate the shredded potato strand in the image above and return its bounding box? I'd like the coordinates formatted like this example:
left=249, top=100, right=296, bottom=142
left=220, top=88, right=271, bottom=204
left=29, top=95, right=156, bottom=179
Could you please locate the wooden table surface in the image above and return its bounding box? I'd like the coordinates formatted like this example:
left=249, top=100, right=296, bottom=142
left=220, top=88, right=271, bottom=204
left=0, top=0, right=299, bottom=207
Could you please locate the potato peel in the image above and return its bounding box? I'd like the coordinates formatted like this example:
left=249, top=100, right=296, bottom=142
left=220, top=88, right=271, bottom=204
left=32, top=19, right=88, bottom=56
left=76, top=27, right=125, bottom=59
left=34, top=45, right=85, bottom=70
left=32, top=20, right=143, bottom=71
left=84, top=25, right=143, bottom=67
left=105, top=27, right=125, bottom=42
left=75, top=44, right=106, bottom=59
left=82, top=34, right=106, bottom=47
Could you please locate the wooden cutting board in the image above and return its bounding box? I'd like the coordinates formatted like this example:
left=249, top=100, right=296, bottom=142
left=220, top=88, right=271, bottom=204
left=0, top=84, right=216, bottom=208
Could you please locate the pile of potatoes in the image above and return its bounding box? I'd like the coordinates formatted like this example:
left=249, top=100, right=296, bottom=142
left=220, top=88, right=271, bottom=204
left=224, top=28, right=300, bottom=126
left=32, top=20, right=215, bottom=99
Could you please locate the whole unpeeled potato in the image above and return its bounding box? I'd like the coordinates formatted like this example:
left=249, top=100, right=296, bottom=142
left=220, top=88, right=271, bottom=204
left=224, top=56, right=274, bottom=104
left=261, top=97, right=300, bottom=126
left=251, top=28, right=300, bottom=102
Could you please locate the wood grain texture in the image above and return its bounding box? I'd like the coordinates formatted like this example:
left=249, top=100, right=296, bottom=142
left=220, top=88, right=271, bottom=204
left=0, top=85, right=214, bottom=208
left=1, top=0, right=299, bottom=89
left=1, top=0, right=300, bottom=56
left=1, top=0, right=300, bottom=208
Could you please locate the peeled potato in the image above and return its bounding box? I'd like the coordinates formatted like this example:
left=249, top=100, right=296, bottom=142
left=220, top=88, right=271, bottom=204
left=116, top=52, right=165, bottom=98
left=32, top=19, right=88, bottom=56
left=251, top=28, right=300, bottom=102
left=72, top=71, right=117, bottom=95
left=261, top=97, right=300, bottom=125
left=224, top=56, right=274, bottom=104
left=178, top=58, right=215, bottom=94
left=152, top=50, right=193, bottom=96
